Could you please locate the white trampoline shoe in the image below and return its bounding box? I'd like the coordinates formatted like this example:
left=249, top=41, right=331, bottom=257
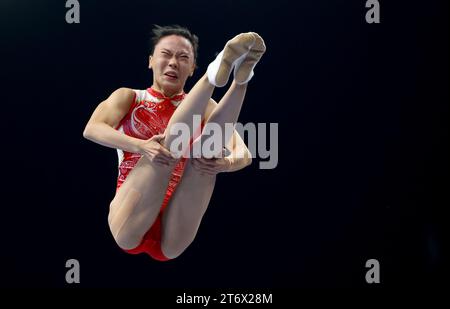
left=207, top=32, right=256, bottom=87
left=233, top=32, right=266, bottom=85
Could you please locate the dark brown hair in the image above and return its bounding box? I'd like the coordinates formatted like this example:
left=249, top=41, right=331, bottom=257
left=150, top=24, right=199, bottom=63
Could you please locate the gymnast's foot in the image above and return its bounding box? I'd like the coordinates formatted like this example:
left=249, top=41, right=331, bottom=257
left=207, top=32, right=256, bottom=87
left=234, top=32, right=266, bottom=84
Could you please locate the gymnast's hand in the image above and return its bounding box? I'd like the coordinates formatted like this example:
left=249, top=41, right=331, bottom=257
left=138, top=134, right=178, bottom=167
left=191, top=157, right=232, bottom=175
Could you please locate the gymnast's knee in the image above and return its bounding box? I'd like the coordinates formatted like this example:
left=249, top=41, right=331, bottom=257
left=107, top=191, right=144, bottom=250
left=161, top=237, right=195, bottom=259
left=108, top=219, right=143, bottom=250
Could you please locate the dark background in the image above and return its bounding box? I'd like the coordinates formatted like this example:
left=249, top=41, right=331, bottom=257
left=0, top=0, right=447, bottom=288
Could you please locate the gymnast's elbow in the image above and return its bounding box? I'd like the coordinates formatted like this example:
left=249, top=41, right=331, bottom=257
left=83, top=123, right=96, bottom=141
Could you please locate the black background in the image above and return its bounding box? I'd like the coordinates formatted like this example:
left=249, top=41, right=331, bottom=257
left=0, top=0, right=447, bottom=288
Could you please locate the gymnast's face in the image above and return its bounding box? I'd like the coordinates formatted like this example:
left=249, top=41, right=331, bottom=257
left=149, top=35, right=195, bottom=97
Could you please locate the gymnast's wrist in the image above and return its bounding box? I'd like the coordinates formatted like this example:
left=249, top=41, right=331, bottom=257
left=132, top=138, right=145, bottom=154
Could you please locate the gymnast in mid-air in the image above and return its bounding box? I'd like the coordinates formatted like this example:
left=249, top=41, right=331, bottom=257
left=83, top=25, right=266, bottom=261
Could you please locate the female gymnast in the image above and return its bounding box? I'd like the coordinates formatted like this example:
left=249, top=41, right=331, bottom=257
left=83, top=25, right=266, bottom=261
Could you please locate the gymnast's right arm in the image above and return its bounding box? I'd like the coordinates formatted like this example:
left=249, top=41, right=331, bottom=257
left=83, top=88, right=142, bottom=153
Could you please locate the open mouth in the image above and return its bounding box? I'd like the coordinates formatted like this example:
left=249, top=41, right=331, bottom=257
left=164, top=72, right=178, bottom=80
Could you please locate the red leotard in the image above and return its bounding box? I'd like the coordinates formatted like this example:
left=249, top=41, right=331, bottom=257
left=115, top=87, right=187, bottom=261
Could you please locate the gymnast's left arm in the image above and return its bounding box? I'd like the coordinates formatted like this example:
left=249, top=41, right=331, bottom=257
left=224, top=130, right=252, bottom=172
left=206, top=98, right=252, bottom=172
left=193, top=99, right=252, bottom=174
left=191, top=130, right=252, bottom=175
